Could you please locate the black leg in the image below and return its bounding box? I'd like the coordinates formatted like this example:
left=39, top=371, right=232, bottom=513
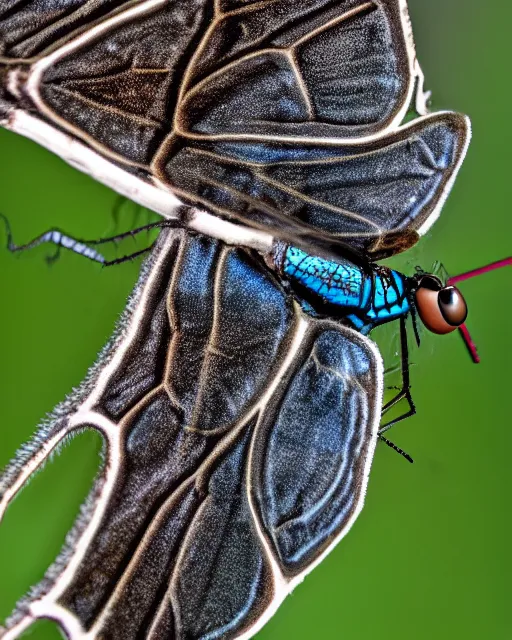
left=101, top=244, right=155, bottom=267
left=1, top=214, right=171, bottom=266
left=378, top=436, right=413, bottom=464
left=379, top=315, right=416, bottom=436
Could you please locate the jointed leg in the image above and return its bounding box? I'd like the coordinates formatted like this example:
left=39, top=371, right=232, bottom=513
left=379, top=315, right=416, bottom=436
left=377, top=316, right=416, bottom=463
left=1, top=214, right=170, bottom=266
left=378, top=436, right=413, bottom=464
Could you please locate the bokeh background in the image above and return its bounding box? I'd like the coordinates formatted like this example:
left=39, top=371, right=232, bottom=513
left=0, top=0, right=511, bottom=638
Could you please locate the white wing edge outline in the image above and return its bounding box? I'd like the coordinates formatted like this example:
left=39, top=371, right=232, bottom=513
left=2, top=107, right=471, bottom=249
left=0, top=228, right=383, bottom=640
left=14, top=0, right=417, bottom=163
left=0, top=0, right=471, bottom=247
left=0, top=1, right=466, bottom=635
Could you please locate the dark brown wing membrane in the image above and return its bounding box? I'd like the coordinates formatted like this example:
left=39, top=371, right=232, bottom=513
left=160, top=112, right=469, bottom=256
left=32, top=0, right=212, bottom=166
left=0, top=0, right=130, bottom=60
left=27, top=0, right=413, bottom=162
left=1, top=0, right=470, bottom=256
left=175, top=0, right=413, bottom=139
left=0, top=229, right=382, bottom=639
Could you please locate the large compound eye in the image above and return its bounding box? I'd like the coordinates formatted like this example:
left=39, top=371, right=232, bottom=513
left=415, top=278, right=468, bottom=335
left=438, top=286, right=468, bottom=326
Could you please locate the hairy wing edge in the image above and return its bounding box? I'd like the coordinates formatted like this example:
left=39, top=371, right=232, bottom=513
left=0, top=229, right=384, bottom=640
left=237, top=324, right=384, bottom=640
left=0, top=230, right=182, bottom=638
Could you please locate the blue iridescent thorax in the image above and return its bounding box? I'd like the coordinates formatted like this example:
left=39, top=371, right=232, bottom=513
left=280, top=246, right=411, bottom=334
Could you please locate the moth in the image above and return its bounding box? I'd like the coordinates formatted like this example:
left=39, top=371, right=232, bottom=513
left=0, top=1, right=471, bottom=639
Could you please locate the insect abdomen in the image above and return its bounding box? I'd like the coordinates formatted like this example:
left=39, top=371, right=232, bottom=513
left=277, top=246, right=411, bottom=333
left=280, top=245, right=371, bottom=311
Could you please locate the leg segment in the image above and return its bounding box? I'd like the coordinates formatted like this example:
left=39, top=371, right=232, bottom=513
left=1, top=214, right=171, bottom=266
left=379, top=315, right=416, bottom=437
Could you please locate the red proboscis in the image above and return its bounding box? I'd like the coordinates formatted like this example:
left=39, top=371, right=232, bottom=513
left=447, top=258, right=512, bottom=363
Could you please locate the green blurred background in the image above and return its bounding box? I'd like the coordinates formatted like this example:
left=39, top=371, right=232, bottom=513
left=0, top=0, right=511, bottom=638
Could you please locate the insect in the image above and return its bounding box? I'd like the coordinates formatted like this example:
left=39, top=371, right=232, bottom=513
left=0, top=1, right=478, bottom=638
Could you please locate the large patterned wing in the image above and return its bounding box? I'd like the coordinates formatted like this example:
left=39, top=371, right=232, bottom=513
left=160, top=112, right=470, bottom=257
left=1, top=0, right=469, bottom=256
left=171, top=0, right=416, bottom=140
left=0, top=229, right=382, bottom=640
left=1, top=0, right=414, bottom=162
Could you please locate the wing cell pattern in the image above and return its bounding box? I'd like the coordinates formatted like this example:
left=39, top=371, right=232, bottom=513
left=258, top=329, right=374, bottom=574
left=1, top=0, right=470, bottom=255
left=0, top=229, right=382, bottom=639
left=163, top=113, right=467, bottom=253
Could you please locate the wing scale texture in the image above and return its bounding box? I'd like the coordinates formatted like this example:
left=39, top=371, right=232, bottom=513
left=0, top=0, right=470, bottom=255
left=0, top=229, right=382, bottom=639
